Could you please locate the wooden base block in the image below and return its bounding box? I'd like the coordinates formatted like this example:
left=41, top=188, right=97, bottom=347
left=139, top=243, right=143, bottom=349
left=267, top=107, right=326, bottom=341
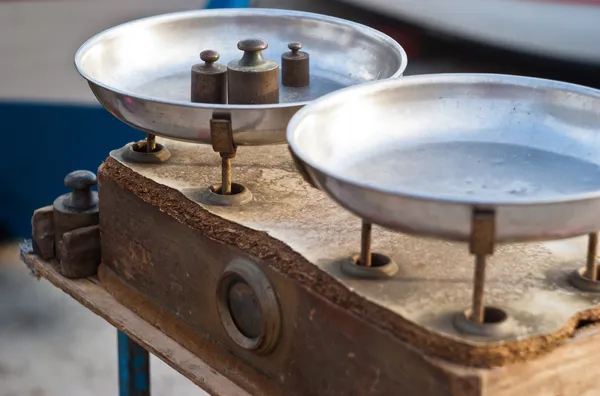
left=94, top=140, right=600, bottom=395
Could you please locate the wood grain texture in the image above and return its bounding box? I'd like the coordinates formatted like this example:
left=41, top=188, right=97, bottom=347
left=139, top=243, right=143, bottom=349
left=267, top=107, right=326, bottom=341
left=99, top=141, right=600, bottom=370
left=98, top=174, right=470, bottom=396
left=19, top=240, right=600, bottom=395
left=19, top=242, right=251, bottom=396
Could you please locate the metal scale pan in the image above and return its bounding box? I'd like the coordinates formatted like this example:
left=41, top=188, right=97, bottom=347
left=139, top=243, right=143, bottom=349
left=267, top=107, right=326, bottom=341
left=74, top=8, right=407, bottom=146
left=288, top=73, right=600, bottom=334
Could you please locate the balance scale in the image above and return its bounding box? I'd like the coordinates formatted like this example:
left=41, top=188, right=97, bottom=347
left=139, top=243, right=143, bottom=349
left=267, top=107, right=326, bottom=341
left=20, top=8, right=600, bottom=396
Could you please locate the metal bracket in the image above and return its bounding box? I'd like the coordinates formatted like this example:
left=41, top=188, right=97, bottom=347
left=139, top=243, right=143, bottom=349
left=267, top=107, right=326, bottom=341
left=468, top=208, right=496, bottom=325
left=210, top=113, right=238, bottom=195
left=469, top=209, right=496, bottom=256
left=210, top=112, right=236, bottom=156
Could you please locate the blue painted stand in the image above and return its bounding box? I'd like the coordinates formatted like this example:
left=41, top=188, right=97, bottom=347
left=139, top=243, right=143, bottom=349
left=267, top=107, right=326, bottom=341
left=206, top=0, right=251, bottom=8
left=118, top=331, right=151, bottom=396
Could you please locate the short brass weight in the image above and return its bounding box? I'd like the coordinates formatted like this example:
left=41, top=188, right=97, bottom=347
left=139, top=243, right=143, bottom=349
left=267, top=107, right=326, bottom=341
left=227, top=38, right=279, bottom=105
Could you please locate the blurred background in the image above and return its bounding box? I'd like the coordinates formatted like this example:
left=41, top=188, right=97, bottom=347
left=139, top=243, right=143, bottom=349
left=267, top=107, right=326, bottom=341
left=2, top=0, right=600, bottom=394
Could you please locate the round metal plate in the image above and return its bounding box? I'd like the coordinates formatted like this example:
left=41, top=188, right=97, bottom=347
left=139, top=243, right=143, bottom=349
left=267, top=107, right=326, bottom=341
left=287, top=73, right=600, bottom=242
left=75, top=9, right=407, bottom=146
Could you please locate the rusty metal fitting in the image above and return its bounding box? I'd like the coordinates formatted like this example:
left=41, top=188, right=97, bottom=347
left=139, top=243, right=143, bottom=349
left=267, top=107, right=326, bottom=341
left=468, top=209, right=496, bottom=325
left=341, top=253, right=398, bottom=280
left=570, top=267, right=600, bottom=292
left=216, top=258, right=282, bottom=354
left=210, top=113, right=236, bottom=155
left=208, top=113, right=249, bottom=199
left=198, top=183, right=253, bottom=207
left=191, top=50, right=227, bottom=104
left=282, top=42, right=309, bottom=87
left=339, top=220, right=398, bottom=279
left=452, top=306, right=515, bottom=337
left=227, top=38, right=279, bottom=104
left=126, top=134, right=171, bottom=164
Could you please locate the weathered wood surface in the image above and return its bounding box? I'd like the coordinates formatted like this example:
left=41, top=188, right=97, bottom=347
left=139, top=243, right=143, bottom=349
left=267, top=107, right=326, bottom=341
left=19, top=242, right=251, bottom=396
left=100, top=139, right=600, bottom=369
left=20, top=241, right=600, bottom=396
left=99, top=173, right=471, bottom=396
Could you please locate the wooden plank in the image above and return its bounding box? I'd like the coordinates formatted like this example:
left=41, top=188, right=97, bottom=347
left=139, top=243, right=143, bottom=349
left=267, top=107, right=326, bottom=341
left=482, top=324, right=600, bottom=396
left=19, top=241, right=250, bottom=396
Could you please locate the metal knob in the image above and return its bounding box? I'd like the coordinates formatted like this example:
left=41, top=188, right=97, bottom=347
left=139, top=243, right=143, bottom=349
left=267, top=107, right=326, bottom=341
left=64, top=170, right=98, bottom=211
left=200, top=50, right=220, bottom=66
left=238, top=38, right=268, bottom=52
left=236, top=38, right=269, bottom=67
left=288, top=42, right=302, bottom=54
left=227, top=38, right=279, bottom=104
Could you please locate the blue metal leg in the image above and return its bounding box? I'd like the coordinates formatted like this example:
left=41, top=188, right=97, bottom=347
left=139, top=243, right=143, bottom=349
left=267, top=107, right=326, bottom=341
left=206, top=0, right=251, bottom=9
left=118, top=331, right=151, bottom=396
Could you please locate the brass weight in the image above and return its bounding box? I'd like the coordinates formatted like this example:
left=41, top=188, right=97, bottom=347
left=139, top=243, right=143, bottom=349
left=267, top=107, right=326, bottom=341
left=227, top=38, right=279, bottom=105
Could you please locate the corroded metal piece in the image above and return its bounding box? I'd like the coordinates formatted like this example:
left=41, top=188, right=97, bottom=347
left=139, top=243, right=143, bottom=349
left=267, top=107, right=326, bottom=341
left=341, top=253, right=398, bottom=280
left=210, top=114, right=236, bottom=155
left=216, top=258, right=281, bottom=355
left=210, top=113, right=239, bottom=196
left=227, top=39, right=279, bottom=105
left=282, top=42, right=309, bottom=87
left=145, top=133, right=156, bottom=153
left=570, top=267, right=600, bottom=292
left=468, top=209, right=496, bottom=326
left=200, top=183, right=253, bottom=207
left=191, top=50, right=227, bottom=104
left=124, top=140, right=171, bottom=164
left=453, top=307, right=514, bottom=338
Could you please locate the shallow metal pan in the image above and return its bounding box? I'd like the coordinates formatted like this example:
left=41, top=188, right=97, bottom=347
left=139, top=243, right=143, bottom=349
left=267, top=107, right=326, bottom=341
left=75, top=8, right=407, bottom=145
left=287, top=73, right=600, bottom=242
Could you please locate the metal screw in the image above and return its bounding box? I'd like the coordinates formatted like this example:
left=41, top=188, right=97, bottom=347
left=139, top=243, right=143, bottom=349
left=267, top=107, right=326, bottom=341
left=64, top=170, right=97, bottom=211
